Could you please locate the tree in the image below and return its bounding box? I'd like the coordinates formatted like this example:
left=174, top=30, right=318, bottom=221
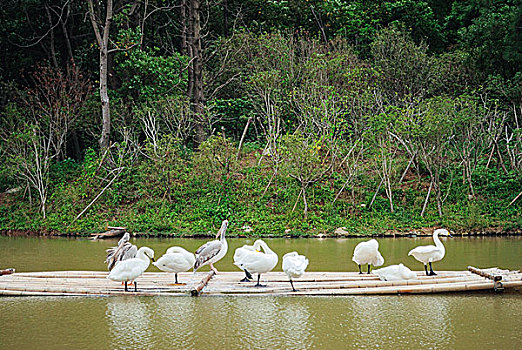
left=87, top=0, right=114, bottom=150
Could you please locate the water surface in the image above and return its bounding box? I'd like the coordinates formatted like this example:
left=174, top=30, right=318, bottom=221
left=0, top=236, right=520, bottom=349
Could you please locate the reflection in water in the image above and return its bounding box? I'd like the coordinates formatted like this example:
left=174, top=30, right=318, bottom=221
left=106, top=297, right=153, bottom=349
left=350, top=296, right=451, bottom=349
left=149, top=297, right=196, bottom=348
left=230, top=297, right=311, bottom=349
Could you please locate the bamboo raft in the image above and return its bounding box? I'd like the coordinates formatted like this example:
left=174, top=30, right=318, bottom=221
left=0, top=267, right=520, bottom=297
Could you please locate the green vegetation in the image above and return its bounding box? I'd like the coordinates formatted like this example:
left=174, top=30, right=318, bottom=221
left=0, top=0, right=520, bottom=236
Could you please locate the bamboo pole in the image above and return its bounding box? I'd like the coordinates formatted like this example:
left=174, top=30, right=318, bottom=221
left=190, top=271, right=215, bottom=296
left=0, top=268, right=15, bottom=275
left=468, top=266, right=502, bottom=281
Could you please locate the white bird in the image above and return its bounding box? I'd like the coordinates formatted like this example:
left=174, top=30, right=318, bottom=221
left=408, top=228, right=452, bottom=276
left=107, top=246, right=155, bottom=292
left=105, top=232, right=137, bottom=271
left=352, top=239, right=384, bottom=274
left=372, top=263, right=416, bottom=281
left=233, top=242, right=257, bottom=282
left=234, top=239, right=278, bottom=287
left=153, top=247, right=195, bottom=285
left=194, top=220, right=229, bottom=274
left=282, top=252, right=309, bottom=291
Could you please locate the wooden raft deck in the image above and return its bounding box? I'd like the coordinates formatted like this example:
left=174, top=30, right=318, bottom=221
left=0, top=267, right=520, bottom=297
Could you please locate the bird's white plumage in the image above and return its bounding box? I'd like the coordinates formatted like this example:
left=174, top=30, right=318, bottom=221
left=108, top=246, right=154, bottom=282
left=352, top=239, right=384, bottom=266
left=234, top=243, right=257, bottom=272
left=234, top=239, right=278, bottom=275
left=372, top=263, right=416, bottom=281
left=408, top=229, right=449, bottom=264
left=153, top=247, right=195, bottom=274
left=282, top=252, right=309, bottom=279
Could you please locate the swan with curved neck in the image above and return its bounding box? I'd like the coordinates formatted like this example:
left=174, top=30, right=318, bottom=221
left=234, top=242, right=257, bottom=282
left=194, top=220, right=229, bottom=274
left=282, top=251, right=309, bottom=291
left=234, top=239, right=278, bottom=287
left=352, top=239, right=384, bottom=274
left=107, top=246, right=155, bottom=292
left=373, top=263, right=416, bottom=281
left=153, top=246, right=195, bottom=284
left=408, top=228, right=452, bottom=276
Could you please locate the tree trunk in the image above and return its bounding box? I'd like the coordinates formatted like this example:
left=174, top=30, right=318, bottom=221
left=180, top=0, right=188, bottom=55
left=88, top=0, right=113, bottom=150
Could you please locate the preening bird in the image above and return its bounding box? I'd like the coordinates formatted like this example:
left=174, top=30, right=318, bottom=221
left=105, top=232, right=137, bottom=271
left=234, top=242, right=258, bottom=282
left=352, top=239, right=384, bottom=274
left=372, top=263, right=416, bottom=281
left=107, top=246, right=155, bottom=292
left=234, top=239, right=278, bottom=287
left=408, top=228, right=452, bottom=276
left=194, top=220, right=229, bottom=274
left=153, top=246, right=195, bottom=285
left=282, top=251, right=309, bottom=292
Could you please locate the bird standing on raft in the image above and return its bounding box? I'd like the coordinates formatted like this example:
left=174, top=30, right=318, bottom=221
left=107, top=246, right=155, bottom=292
left=153, top=246, right=195, bottom=285
left=105, top=232, right=137, bottom=271
left=234, top=239, right=278, bottom=287
left=282, top=251, right=309, bottom=292
left=408, top=228, right=452, bottom=276
left=372, top=263, right=416, bottom=281
left=352, top=239, right=384, bottom=274
left=193, top=220, right=229, bottom=274
left=233, top=242, right=258, bottom=282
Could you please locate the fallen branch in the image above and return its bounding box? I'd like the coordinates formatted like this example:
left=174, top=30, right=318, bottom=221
left=69, top=168, right=124, bottom=226
left=507, top=189, right=522, bottom=207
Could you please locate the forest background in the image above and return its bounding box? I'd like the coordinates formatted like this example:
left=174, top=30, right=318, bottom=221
left=0, top=0, right=520, bottom=236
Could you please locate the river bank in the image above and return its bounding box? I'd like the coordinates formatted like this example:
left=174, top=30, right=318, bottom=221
left=2, top=226, right=521, bottom=238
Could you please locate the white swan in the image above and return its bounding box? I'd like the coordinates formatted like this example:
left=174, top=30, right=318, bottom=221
left=194, top=220, right=229, bottom=273
left=408, top=228, right=452, bottom=276
left=234, top=239, right=278, bottom=287
left=105, top=232, right=137, bottom=271
left=107, top=246, right=155, bottom=292
left=233, top=242, right=257, bottom=282
left=282, top=252, right=309, bottom=291
left=372, top=263, right=416, bottom=281
left=153, top=247, right=195, bottom=285
left=352, top=239, right=384, bottom=274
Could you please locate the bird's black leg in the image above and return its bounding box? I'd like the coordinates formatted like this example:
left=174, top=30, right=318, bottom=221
left=240, top=270, right=251, bottom=282
left=289, top=279, right=296, bottom=292
left=358, top=264, right=362, bottom=274
left=429, top=262, right=437, bottom=276
left=175, top=273, right=179, bottom=284
left=367, top=264, right=371, bottom=274
left=424, top=264, right=429, bottom=276
left=255, top=274, right=265, bottom=287
left=124, top=281, right=128, bottom=292
left=134, top=281, right=138, bottom=292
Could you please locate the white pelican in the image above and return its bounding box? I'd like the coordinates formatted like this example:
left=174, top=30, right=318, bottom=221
left=153, top=247, right=196, bottom=285
left=234, top=239, right=278, bottom=287
left=352, top=239, right=384, bottom=274
left=194, top=220, right=229, bottom=273
left=233, top=242, right=257, bottom=282
left=372, top=263, right=416, bottom=281
left=107, top=246, right=155, bottom=292
left=105, top=232, right=137, bottom=271
left=408, top=228, right=452, bottom=275
left=282, top=252, right=309, bottom=291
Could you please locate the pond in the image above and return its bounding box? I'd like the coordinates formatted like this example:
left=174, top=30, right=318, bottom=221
left=0, top=236, right=521, bottom=349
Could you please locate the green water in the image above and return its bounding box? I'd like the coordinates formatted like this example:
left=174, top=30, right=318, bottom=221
left=0, top=236, right=521, bottom=349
